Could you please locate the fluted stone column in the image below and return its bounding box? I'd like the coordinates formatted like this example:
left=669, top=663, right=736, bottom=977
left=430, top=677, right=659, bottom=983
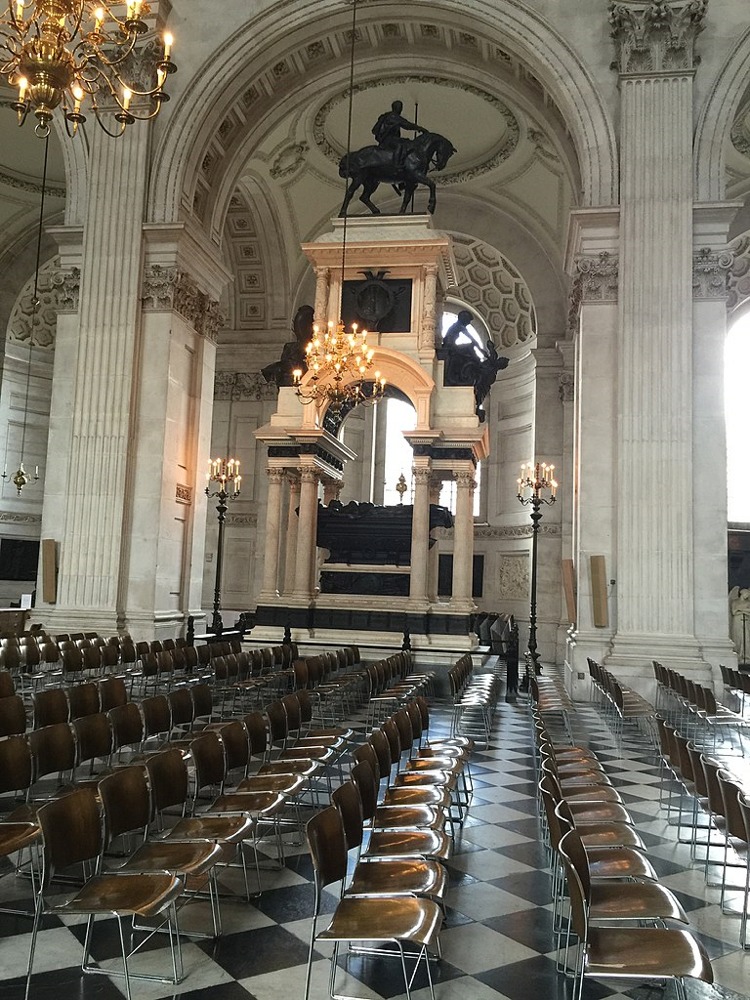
left=408, top=465, right=432, bottom=606
left=428, top=475, right=443, bottom=601
left=608, top=0, right=706, bottom=670
left=261, top=468, right=285, bottom=599
left=294, top=467, right=319, bottom=598
left=283, top=475, right=301, bottom=595
left=314, top=267, right=330, bottom=325
left=451, top=471, right=476, bottom=611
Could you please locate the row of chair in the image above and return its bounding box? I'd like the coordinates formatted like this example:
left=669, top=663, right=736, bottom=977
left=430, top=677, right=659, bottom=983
left=448, top=652, right=498, bottom=748
left=532, top=711, right=714, bottom=1000
left=587, top=657, right=656, bottom=749
left=653, top=660, right=749, bottom=752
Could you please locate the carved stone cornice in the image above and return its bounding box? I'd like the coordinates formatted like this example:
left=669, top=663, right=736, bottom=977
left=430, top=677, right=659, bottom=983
left=567, top=252, right=619, bottom=335
left=226, top=512, right=258, bottom=527
left=692, top=247, right=733, bottom=300
left=142, top=264, right=225, bottom=341
left=609, top=1, right=707, bottom=75
left=214, top=372, right=278, bottom=401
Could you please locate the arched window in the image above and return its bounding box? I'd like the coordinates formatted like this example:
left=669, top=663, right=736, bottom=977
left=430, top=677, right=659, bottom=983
left=726, top=312, right=750, bottom=521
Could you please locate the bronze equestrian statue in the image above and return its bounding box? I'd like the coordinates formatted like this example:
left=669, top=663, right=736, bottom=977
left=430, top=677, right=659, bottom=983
left=339, top=100, right=456, bottom=216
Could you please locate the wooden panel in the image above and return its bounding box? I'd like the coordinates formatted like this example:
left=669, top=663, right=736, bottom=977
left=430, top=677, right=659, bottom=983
left=590, top=554, right=608, bottom=628
left=561, top=559, right=576, bottom=623
left=41, top=538, right=56, bottom=604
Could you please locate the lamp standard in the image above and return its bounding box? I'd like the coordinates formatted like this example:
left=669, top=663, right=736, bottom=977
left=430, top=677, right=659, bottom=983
left=205, top=458, right=241, bottom=635
left=517, top=461, right=557, bottom=689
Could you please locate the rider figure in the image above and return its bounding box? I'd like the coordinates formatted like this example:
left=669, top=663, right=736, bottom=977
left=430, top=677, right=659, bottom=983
left=372, top=100, right=427, bottom=170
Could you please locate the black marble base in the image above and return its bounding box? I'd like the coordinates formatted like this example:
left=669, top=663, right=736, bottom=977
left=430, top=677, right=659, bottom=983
left=254, top=603, right=473, bottom=637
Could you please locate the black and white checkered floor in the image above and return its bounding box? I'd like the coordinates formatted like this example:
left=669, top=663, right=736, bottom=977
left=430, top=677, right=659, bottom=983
left=3, top=669, right=750, bottom=1000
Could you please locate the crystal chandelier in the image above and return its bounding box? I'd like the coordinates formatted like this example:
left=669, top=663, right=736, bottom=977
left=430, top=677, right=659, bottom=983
left=1, top=1, right=176, bottom=137
left=292, top=321, right=385, bottom=415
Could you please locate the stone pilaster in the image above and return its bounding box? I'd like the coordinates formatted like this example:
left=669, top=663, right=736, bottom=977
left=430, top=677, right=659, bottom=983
left=293, top=467, right=320, bottom=598
left=608, top=0, right=707, bottom=673
left=408, top=464, right=432, bottom=607
left=260, top=468, right=286, bottom=600
left=283, top=475, right=301, bottom=595
left=451, top=470, right=476, bottom=611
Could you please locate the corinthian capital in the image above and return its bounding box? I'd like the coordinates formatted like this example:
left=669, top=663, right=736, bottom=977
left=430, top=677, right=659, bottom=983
left=609, top=0, right=707, bottom=75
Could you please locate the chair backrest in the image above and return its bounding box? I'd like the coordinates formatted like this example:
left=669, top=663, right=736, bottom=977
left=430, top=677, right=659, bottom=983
left=392, top=711, right=414, bottom=758
left=28, top=722, right=76, bottom=781
left=191, top=731, right=227, bottom=801
left=0, top=646, right=21, bottom=672
left=350, top=760, right=378, bottom=823
left=0, top=734, right=33, bottom=795
left=191, top=683, right=213, bottom=722
left=331, top=780, right=365, bottom=852
left=146, top=747, right=189, bottom=814
left=701, top=754, right=726, bottom=815
left=168, top=687, right=194, bottom=728
left=98, top=675, right=127, bottom=711
left=73, top=713, right=113, bottom=766
left=266, top=700, right=288, bottom=747
left=218, top=720, right=250, bottom=776
left=368, top=729, right=392, bottom=780
left=141, top=694, right=171, bottom=741
left=380, top=719, right=403, bottom=768
left=352, top=740, right=381, bottom=780
left=243, top=712, right=269, bottom=758
left=32, top=687, right=69, bottom=728
left=558, top=830, right=590, bottom=943
left=0, top=670, right=15, bottom=698
left=67, top=682, right=100, bottom=720
left=717, top=769, right=746, bottom=841
left=281, top=693, right=302, bottom=736
left=108, top=701, right=144, bottom=752
left=37, top=787, right=103, bottom=888
left=0, top=694, right=26, bottom=737
left=81, top=646, right=102, bottom=674
left=306, top=804, right=349, bottom=890
left=98, top=765, right=151, bottom=844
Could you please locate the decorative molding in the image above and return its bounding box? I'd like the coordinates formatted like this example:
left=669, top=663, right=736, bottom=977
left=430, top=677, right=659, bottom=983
left=175, top=484, right=193, bottom=505
left=226, top=512, right=259, bottom=526
left=313, top=75, right=520, bottom=185
left=0, top=166, right=66, bottom=199
left=692, top=247, right=733, bottom=300
left=269, top=141, right=309, bottom=180
left=142, top=265, right=225, bottom=341
left=214, top=371, right=278, bottom=401
left=609, top=0, right=707, bottom=75
left=567, top=252, right=619, bottom=336
left=727, top=236, right=750, bottom=312
left=496, top=553, right=530, bottom=600
left=559, top=371, right=575, bottom=403
left=448, top=233, right=536, bottom=347
left=6, top=258, right=61, bottom=350
left=472, top=523, right=562, bottom=539
left=0, top=511, right=42, bottom=524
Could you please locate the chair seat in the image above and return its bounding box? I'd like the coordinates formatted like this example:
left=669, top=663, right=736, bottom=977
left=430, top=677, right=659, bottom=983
left=165, top=815, right=255, bottom=845
left=372, top=804, right=445, bottom=831
left=347, top=858, right=447, bottom=900
left=318, top=894, right=442, bottom=949
left=208, top=790, right=287, bottom=817
left=589, top=882, right=688, bottom=923
left=382, top=786, right=452, bottom=809
left=236, top=774, right=305, bottom=795
left=586, top=846, right=657, bottom=881
left=365, top=829, right=452, bottom=861
left=574, top=822, right=646, bottom=849
left=586, top=926, right=713, bottom=983
left=48, top=871, right=184, bottom=919
left=0, top=821, right=39, bottom=855
left=118, top=840, right=225, bottom=878
left=564, top=801, right=633, bottom=824
left=258, top=759, right=319, bottom=778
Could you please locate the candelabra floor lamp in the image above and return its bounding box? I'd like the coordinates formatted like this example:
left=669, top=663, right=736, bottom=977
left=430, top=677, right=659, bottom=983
left=205, top=459, right=241, bottom=636
left=517, top=461, right=557, bottom=692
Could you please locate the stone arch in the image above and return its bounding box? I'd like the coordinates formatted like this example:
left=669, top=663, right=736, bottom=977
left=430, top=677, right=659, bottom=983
left=148, top=0, right=617, bottom=228
left=694, top=26, right=750, bottom=202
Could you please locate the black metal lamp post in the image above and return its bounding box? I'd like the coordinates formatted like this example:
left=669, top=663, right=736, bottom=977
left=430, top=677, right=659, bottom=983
left=205, top=458, right=241, bottom=635
left=517, top=461, right=557, bottom=690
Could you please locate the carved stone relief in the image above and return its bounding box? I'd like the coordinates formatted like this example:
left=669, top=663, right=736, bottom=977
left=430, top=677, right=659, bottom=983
left=497, top=554, right=530, bottom=600
left=559, top=371, right=575, bottom=403
left=214, top=372, right=278, bottom=401
left=692, top=248, right=733, bottom=300
left=6, top=258, right=62, bottom=350
left=142, top=265, right=225, bottom=341
left=727, top=236, right=750, bottom=312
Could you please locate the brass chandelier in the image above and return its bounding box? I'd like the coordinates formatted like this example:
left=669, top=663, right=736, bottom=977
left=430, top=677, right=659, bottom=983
left=0, top=1, right=176, bottom=137
left=293, top=321, right=385, bottom=415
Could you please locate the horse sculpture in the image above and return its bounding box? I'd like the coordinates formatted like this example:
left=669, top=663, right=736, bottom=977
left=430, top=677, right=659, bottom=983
left=338, top=131, right=456, bottom=216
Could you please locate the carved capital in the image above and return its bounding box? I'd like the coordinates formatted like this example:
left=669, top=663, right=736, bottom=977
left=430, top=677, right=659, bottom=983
left=300, top=468, right=320, bottom=486
left=50, top=267, right=81, bottom=313
left=287, top=474, right=301, bottom=494
left=559, top=371, right=575, bottom=403
left=567, top=252, right=619, bottom=336
left=692, top=247, right=734, bottom=300
left=727, top=237, right=750, bottom=312
left=413, top=467, right=433, bottom=486
left=143, top=265, right=225, bottom=341
left=267, top=468, right=287, bottom=486
left=454, top=471, right=477, bottom=491
left=609, top=1, right=707, bottom=75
